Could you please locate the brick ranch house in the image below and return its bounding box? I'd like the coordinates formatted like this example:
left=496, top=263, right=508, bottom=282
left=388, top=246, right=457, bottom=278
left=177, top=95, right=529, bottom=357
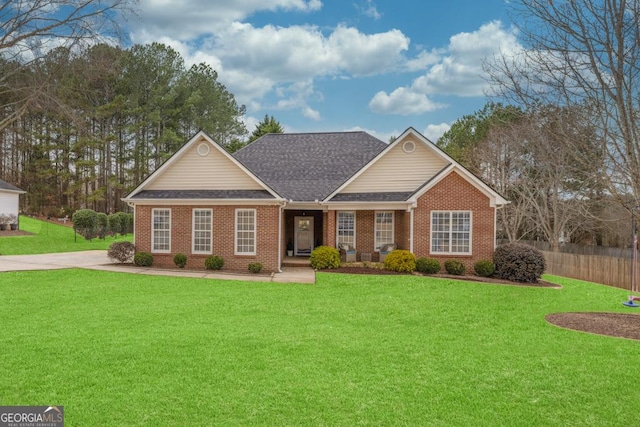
left=122, top=127, right=508, bottom=272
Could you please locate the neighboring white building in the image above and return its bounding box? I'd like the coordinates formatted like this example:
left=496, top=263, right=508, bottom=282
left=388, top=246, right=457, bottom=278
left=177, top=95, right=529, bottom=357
left=0, top=179, right=25, bottom=226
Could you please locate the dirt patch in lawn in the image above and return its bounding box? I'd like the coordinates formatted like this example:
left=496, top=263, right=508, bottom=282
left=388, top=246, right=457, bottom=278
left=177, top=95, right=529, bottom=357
left=321, top=267, right=560, bottom=288
left=546, top=312, right=640, bottom=340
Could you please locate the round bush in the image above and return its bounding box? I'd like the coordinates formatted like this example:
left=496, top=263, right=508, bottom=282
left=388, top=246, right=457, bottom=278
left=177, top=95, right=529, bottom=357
left=444, top=260, right=465, bottom=275
left=109, top=212, right=130, bottom=236
left=248, top=262, right=263, bottom=274
left=108, top=241, right=135, bottom=263
left=416, top=257, right=441, bottom=274
left=310, top=246, right=341, bottom=269
left=173, top=253, right=187, bottom=268
left=384, top=250, right=416, bottom=273
left=97, top=212, right=109, bottom=238
left=134, top=251, right=153, bottom=267
left=494, top=242, right=546, bottom=283
left=205, top=255, right=224, bottom=270
left=474, top=259, right=495, bottom=277
left=72, top=209, right=98, bottom=240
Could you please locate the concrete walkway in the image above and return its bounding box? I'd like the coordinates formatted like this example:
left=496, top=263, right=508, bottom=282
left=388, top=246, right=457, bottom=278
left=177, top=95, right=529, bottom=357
left=0, top=251, right=315, bottom=284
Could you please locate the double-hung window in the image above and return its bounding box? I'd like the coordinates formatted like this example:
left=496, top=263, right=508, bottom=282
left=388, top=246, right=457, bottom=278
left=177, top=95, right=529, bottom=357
left=430, top=211, right=471, bottom=254
left=152, top=208, right=171, bottom=253
left=337, top=211, right=356, bottom=247
left=375, top=211, right=394, bottom=251
left=192, top=209, right=213, bottom=254
left=235, top=209, right=256, bottom=255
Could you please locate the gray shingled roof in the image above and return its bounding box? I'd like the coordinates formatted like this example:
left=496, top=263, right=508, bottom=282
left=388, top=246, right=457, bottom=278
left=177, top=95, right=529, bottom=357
left=330, top=192, right=414, bottom=202
left=0, top=179, right=23, bottom=192
left=233, top=132, right=387, bottom=201
left=131, top=190, right=274, bottom=199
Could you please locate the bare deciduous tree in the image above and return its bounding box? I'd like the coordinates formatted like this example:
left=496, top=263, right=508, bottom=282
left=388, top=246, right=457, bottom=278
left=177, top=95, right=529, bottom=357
left=485, top=0, right=640, bottom=211
left=0, top=0, right=136, bottom=130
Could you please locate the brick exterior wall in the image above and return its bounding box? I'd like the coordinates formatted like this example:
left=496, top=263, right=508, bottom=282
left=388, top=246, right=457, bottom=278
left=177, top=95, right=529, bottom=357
left=413, top=171, right=495, bottom=272
left=133, top=171, right=495, bottom=273
left=326, top=209, right=406, bottom=262
left=324, top=173, right=495, bottom=268
left=135, top=204, right=281, bottom=272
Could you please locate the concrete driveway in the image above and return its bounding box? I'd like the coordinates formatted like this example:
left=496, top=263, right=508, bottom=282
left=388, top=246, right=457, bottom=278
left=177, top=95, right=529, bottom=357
left=0, top=250, right=315, bottom=283
left=0, top=250, right=111, bottom=271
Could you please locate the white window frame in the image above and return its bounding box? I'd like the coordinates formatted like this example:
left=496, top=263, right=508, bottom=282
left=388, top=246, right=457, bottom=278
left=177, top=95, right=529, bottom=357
left=151, top=208, right=171, bottom=253
left=235, top=209, right=256, bottom=255
left=375, top=211, right=394, bottom=252
left=336, top=211, right=356, bottom=248
left=430, top=210, right=472, bottom=255
left=192, top=209, right=213, bottom=255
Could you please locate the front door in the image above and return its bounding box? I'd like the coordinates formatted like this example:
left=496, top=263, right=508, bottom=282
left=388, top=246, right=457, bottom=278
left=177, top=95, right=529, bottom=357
left=294, top=216, right=314, bottom=256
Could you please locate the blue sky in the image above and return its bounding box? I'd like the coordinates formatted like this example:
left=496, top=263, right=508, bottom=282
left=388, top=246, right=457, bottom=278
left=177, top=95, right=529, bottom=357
left=128, top=0, right=519, bottom=142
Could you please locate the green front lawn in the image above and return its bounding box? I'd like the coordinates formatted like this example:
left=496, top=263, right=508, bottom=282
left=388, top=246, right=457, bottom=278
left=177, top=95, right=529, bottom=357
left=0, top=270, right=637, bottom=426
left=0, top=216, right=131, bottom=255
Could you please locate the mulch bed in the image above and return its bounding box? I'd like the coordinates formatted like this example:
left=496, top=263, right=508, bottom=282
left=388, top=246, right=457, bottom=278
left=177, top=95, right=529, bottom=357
left=546, top=312, right=640, bottom=341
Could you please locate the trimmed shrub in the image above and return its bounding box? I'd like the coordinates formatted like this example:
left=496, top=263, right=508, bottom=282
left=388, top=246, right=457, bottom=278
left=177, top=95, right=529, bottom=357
left=124, top=213, right=133, bottom=234
left=474, top=259, right=495, bottom=277
left=310, top=245, right=341, bottom=269
left=108, top=241, right=135, bottom=263
left=173, top=253, right=187, bottom=268
left=444, top=260, right=465, bottom=275
left=384, top=250, right=416, bottom=273
left=416, top=257, right=441, bottom=274
left=109, top=212, right=130, bottom=236
left=134, top=251, right=153, bottom=267
left=248, top=262, right=263, bottom=274
left=205, top=255, right=224, bottom=270
left=494, top=242, right=546, bottom=283
left=97, top=212, right=109, bottom=239
left=72, top=209, right=98, bottom=241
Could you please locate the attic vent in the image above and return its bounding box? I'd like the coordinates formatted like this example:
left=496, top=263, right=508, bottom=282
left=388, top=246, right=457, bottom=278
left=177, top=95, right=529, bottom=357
left=197, top=142, right=210, bottom=157
left=402, top=140, right=416, bottom=154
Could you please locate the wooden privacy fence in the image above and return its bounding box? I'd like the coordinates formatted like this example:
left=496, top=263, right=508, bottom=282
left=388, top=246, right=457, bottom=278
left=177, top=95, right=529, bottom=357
left=541, top=250, right=635, bottom=290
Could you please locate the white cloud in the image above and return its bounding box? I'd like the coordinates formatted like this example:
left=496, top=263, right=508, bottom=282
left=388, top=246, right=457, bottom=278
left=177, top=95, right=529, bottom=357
left=423, top=123, right=451, bottom=143
left=302, top=107, right=321, bottom=120
left=208, top=23, right=409, bottom=82
left=242, top=115, right=261, bottom=133
left=357, top=0, right=382, bottom=20
left=136, top=0, right=322, bottom=39
left=369, top=20, right=521, bottom=116
left=369, top=87, right=445, bottom=115
left=413, top=20, right=520, bottom=97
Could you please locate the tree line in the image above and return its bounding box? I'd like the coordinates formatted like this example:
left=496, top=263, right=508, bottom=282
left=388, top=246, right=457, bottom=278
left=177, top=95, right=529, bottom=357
left=0, top=42, right=247, bottom=215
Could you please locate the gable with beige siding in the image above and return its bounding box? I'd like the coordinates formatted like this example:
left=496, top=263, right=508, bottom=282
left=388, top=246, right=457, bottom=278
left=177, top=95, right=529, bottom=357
left=146, top=140, right=263, bottom=191
left=340, top=135, right=448, bottom=194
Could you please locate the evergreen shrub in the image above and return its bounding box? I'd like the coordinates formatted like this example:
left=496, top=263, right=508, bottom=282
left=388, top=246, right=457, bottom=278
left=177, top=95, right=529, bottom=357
left=384, top=250, right=416, bottom=273
left=444, top=260, right=465, bottom=275
left=134, top=252, right=153, bottom=267
left=205, top=255, right=224, bottom=270
left=494, top=243, right=546, bottom=283
left=416, top=257, right=441, bottom=274
left=310, top=246, right=341, bottom=269
left=474, top=259, right=495, bottom=277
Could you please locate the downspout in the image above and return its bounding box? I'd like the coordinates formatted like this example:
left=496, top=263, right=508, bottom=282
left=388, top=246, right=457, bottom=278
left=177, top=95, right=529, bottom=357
left=127, top=201, right=136, bottom=246
left=494, top=204, right=504, bottom=250
left=409, top=205, right=415, bottom=253
left=277, top=200, right=286, bottom=273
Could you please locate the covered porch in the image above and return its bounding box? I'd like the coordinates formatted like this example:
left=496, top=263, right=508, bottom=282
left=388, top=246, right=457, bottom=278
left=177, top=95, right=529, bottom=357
left=283, top=209, right=324, bottom=257
left=281, top=206, right=411, bottom=264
